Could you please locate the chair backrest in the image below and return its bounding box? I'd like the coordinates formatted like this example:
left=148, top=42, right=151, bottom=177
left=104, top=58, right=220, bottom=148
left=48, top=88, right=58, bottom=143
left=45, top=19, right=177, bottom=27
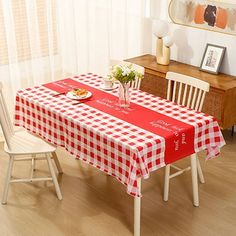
left=0, top=82, right=14, bottom=149
left=166, top=72, right=210, bottom=112
left=109, top=59, right=145, bottom=89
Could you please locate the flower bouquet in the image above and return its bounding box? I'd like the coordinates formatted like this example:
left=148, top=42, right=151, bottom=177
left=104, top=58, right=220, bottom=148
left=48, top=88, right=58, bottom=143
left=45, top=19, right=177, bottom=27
left=108, top=64, right=143, bottom=107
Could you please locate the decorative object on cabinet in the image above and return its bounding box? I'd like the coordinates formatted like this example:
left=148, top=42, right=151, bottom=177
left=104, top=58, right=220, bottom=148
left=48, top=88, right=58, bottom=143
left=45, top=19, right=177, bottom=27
left=153, top=20, right=174, bottom=66
left=200, top=44, right=226, bottom=74
left=126, top=54, right=236, bottom=130
left=169, top=0, right=236, bottom=36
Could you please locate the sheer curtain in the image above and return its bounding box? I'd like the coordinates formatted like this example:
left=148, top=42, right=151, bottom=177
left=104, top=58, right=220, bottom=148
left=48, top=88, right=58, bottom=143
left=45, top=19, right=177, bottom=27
left=0, top=0, right=151, bottom=138
left=57, top=0, right=150, bottom=76
left=0, top=0, right=60, bottom=111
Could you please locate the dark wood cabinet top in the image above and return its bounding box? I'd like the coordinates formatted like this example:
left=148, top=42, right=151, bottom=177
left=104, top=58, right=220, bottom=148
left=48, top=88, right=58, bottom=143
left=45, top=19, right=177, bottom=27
left=126, top=54, right=236, bottom=91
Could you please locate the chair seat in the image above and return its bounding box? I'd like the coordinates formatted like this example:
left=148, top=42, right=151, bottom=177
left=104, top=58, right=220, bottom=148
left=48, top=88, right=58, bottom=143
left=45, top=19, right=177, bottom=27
left=4, top=130, right=55, bottom=155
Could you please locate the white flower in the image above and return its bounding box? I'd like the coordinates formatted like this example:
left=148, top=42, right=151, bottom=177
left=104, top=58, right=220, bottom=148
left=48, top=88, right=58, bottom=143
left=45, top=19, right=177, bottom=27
left=122, top=67, right=131, bottom=76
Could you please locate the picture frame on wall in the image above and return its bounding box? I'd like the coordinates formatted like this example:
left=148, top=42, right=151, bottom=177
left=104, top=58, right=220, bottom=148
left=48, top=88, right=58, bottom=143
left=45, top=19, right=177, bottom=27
left=169, top=0, right=236, bottom=36
left=200, top=44, right=226, bottom=74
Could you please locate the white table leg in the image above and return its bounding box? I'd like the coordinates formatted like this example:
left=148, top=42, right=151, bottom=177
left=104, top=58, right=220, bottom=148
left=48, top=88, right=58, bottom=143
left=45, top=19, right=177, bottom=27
left=163, top=164, right=171, bottom=201
left=190, top=154, right=199, bottom=207
left=134, top=178, right=141, bottom=236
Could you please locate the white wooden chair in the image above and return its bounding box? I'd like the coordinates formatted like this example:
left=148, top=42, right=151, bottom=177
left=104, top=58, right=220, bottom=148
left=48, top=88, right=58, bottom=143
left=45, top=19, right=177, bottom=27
left=164, top=72, right=210, bottom=204
left=109, top=59, right=145, bottom=89
left=0, top=82, right=63, bottom=204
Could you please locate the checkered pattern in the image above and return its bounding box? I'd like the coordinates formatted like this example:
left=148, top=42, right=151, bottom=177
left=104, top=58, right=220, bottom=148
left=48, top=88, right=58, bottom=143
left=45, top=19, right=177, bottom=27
left=14, top=73, right=225, bottom=197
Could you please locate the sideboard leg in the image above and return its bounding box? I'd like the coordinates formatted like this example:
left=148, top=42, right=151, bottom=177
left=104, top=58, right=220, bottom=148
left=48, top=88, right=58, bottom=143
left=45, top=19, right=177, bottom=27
left=134, top=178, right=141, bottom=236
left=231, top=126, right=234, bottom=136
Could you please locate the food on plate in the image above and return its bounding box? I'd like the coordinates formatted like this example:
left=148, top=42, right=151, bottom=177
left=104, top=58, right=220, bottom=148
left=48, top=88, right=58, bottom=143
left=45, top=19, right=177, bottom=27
left=72, top=88, right=88, bottom=97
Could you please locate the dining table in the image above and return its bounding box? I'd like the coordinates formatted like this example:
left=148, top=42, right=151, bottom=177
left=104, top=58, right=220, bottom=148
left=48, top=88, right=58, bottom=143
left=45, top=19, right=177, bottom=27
left=14, top=73, right=225, bottom=236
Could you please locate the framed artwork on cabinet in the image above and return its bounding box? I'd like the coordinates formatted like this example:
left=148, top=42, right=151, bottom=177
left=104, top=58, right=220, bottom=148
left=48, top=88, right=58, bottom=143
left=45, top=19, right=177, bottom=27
left=200, top=44, right=226, bottom=74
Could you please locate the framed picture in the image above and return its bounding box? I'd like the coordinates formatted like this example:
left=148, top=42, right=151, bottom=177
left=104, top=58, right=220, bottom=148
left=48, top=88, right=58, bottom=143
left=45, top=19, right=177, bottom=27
left=169, top=0, right=236, bottom=36
left=200, top=44, right=226, bottom=74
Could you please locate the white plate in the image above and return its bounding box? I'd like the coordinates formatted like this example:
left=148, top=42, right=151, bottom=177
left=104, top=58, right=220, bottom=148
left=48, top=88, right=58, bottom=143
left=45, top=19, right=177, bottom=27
left=66, top=90, right=92, bottom=100
left=100, top=84, right=118, bottom=91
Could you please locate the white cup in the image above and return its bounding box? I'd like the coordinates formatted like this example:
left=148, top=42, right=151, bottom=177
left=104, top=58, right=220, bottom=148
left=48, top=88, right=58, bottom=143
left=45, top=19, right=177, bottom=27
left=103, top=78, right=113, bottom=88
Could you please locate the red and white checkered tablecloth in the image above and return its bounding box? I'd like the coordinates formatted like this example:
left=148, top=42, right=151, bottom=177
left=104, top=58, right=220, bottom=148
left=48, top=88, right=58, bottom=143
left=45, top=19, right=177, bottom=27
left=14, top=73, right=225, bottom=197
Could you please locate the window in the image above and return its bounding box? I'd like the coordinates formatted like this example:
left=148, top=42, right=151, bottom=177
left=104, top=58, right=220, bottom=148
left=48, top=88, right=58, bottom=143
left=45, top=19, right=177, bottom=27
left=0, top=0, right=57, bottom=65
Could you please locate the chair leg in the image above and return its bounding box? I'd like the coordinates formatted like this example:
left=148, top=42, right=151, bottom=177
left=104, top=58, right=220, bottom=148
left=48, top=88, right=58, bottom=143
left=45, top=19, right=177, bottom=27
left=46, top=153, right=62, bottom=200
left=32, top=154, right=36, bottom=171
left=2, top=155, right=14, bottom=204
left=51, top=152, right=63, bottom=174
left=190, top=154, right=199, bottom=207
left=163, top=164, right=171, bottom=202
left=197, top=157, right=205, bottom=184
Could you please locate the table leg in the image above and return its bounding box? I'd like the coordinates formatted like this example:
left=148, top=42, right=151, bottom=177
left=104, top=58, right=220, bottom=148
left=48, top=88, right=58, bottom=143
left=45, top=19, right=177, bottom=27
left=134, top=178, right=141, bottom=236
left=190, top=154, right=199, bottom=207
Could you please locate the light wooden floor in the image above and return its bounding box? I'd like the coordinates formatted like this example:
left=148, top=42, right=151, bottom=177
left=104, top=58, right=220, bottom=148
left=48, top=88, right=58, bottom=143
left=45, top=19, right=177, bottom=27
left=0, top=130, right=235, bottom=236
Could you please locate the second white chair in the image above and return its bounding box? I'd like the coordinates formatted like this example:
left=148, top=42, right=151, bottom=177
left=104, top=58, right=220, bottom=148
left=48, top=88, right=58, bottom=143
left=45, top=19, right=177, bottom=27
left=109, top=59, right=145, bottom=90
left=163, top=72, right=210, bottom=204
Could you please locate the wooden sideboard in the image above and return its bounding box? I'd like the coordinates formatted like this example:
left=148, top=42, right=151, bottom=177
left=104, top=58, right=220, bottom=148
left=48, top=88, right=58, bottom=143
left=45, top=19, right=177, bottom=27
left=126, top=54, right=236, bottom=129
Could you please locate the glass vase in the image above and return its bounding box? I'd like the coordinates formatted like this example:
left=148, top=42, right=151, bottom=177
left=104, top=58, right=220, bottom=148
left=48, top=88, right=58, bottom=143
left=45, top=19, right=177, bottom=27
left=118, top=82, right=130, bottom=108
